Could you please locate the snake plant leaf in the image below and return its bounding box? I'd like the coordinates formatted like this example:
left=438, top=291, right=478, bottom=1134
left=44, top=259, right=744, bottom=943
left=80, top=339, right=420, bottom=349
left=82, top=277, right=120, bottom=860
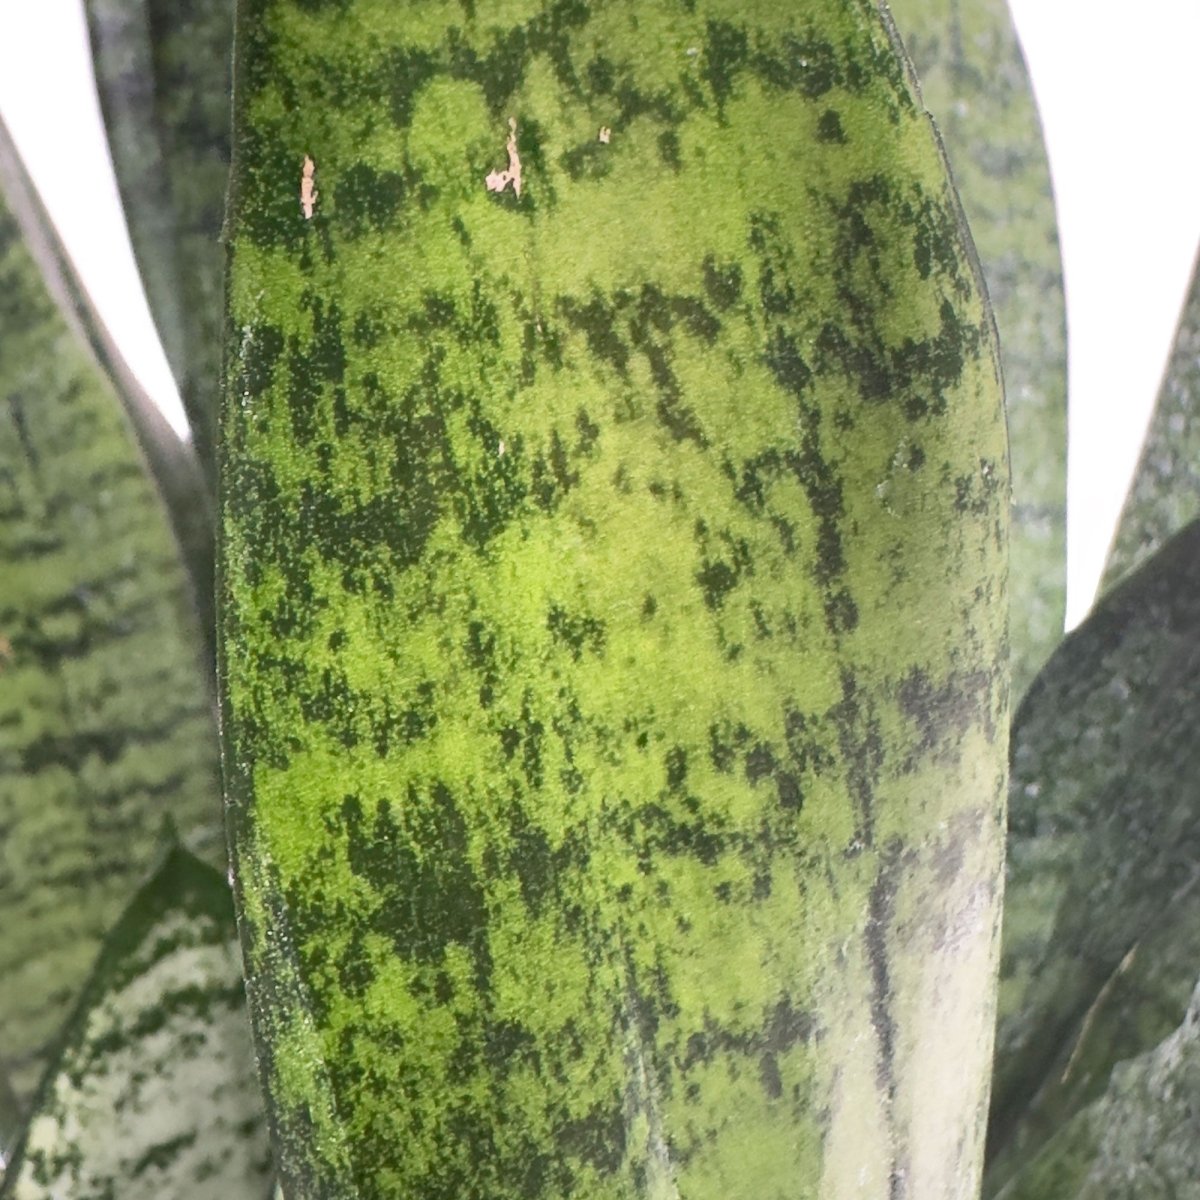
left=984, top=880, right=1200, bottom=1196
left=988, top=517, right=1200, bottom=1167
left=992, top=973, right=1200, bottom=1200
left=1101, top=241, right=1200, bottom=595
left=220, top=1, right=1009, bottom=1196
left=0, top=846, right=273, bottom=1200
left=84, top=0, right=233, bottom=489
left=0, top=117, right=213, bottom=640
left=0, top=130, right=222, bottom=1104
left=889, top=0, right=1067, bottom=700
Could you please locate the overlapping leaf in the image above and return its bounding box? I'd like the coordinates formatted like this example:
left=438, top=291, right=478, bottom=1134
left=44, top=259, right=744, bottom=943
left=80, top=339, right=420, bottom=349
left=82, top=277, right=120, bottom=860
left=891, top=0, right=1067, bottom=700
left=988, top=517, right=1200, bottom=1169
left=986, top=881, right=1200, bottom=1194
left=994, top=973, right=1200, bottom=1199
left=1102, top=241, right=1200, bottom=595
left=0, top=847, right=273, bottom=1200
left=0, top=119, right=221, bottom=1104
left=220, top=1, right=1008, bottom=1196
left=85, top=0, right=232, bottom=489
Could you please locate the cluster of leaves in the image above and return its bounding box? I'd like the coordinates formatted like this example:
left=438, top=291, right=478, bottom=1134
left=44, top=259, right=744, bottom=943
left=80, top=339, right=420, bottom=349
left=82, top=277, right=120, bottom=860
left=0, top=0, right=1195, bottom=1195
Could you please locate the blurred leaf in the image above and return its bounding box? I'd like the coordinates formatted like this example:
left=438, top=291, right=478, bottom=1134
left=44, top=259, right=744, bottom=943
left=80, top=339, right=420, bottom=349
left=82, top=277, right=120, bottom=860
left=84, top=0, right=232, bottom=490
left=0, top=847, right=273, bottom=1200
left=220, top=2, right=1009, bottom=1197
left=988, top=518, right=1200, bottom=1166
left=0, top=118, right=213, bottom=639
left=994, top=973, right=1200, bottom=1200
left=0, top=124, right=221, bottom=1104
left=985, top=881, right=1200, bottom=1195
left=891, top=0, right=1067, bottom=700
left=1101, top=241, right=1200, bottom=595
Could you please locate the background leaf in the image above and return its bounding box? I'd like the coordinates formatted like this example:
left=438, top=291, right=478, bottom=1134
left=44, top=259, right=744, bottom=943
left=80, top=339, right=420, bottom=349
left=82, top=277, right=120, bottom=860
left=0, top=847, right=273, bottom=1200
left=220, top=1, right=1008, bottom=1196
left=988, top=517, right=1200, bottom=1168
left=890, top=0, right=1068, bottom=700
left=1101, top=241, right=1200, bottom=595
left=0, top=124, right=221, bottom=1104
left=985, top=880, right=1200, bottom=1194
left=84, top=0, right=232, bottom=489
left=994, top=973, right=1200, bottom=1200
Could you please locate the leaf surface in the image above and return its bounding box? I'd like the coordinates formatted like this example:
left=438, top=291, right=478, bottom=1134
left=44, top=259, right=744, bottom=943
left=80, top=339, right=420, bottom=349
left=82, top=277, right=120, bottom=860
left=989, top=517, right=1200, bottom=1165
left=84, top=0, right=232, bottom=489
left=1102, top=242, right=1200, bottom=594
left=220, top=2, right=1009, bottom=1197
left=890, top=0, right=1067, bottom=699
left=0, top=122, right=221, bottom=1104
left=994, top=974, right=1200, bottom=1200
left=1, top=847, right=273, bottom=1200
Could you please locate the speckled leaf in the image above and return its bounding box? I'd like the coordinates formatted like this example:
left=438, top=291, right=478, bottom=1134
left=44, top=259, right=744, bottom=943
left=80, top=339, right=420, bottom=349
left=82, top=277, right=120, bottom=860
left=988, top=517, right=1200, bottom=1167
left=219, top=2, right=1009, bottom=1197
left=994, top=973, right=1200, bottom=1200
left=889, top=0, right=1066, bottom=699
left=985, top=881, right=1200, bottom=1196
left=0, top=846, right=273, bottom=1200
left=1102, top=242, right=1200, bottom=595
left=0, top=125, right=222, bottom=1104
left=85, top=0, right=233, bottom=488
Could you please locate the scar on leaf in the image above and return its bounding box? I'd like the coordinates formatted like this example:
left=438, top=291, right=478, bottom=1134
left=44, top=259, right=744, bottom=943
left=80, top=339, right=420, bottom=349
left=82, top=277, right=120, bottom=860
left=300, top=155, right=318, bottom=219
left=485, top=118, right=522, bottom=197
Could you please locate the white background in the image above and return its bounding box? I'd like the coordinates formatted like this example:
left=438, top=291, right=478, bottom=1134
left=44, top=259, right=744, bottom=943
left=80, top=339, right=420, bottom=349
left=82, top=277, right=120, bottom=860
left=1, top=0, right=1198, bottom=630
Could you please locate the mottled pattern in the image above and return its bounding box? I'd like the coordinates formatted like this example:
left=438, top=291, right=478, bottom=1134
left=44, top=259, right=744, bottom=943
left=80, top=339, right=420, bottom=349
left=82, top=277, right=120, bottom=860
left=2, top=849, right=273, bottom=1200
left=0, top=147, right=221, bottom=1102
left=1102, top=243, right=1200, bottom=595
left=890, top=0, right=1066, bottom=700
left=219, top=2, right=1009, bottom=1197
left=985, top=884, right=1200, bottom=1196
left=990, top=519, right=1200, bottom=1163
left=85, top=0, right=233, bottom=489
left=994, top=974, right=1200, bottom=1200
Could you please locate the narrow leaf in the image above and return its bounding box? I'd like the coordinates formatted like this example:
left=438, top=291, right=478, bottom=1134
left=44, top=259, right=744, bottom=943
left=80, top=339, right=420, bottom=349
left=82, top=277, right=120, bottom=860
left=994, top=973, right=1200, bottom=1200
left=0, top=847, right=273, bottom=1200
left=0, top=118, right=213, bottom=641
left=1101, top=241, right=1200, bottom=594
left=988, top=518, right=1200, bottom=1164
left=220, top=3, right=1009, bottom=1198
left=890, top=0, right=1067, bottom=699
left=84, top=0, right=233, bottom=489
left=985, top=881, right=1200, bottom=1194
left=0, top=131, right=222, bottom=1104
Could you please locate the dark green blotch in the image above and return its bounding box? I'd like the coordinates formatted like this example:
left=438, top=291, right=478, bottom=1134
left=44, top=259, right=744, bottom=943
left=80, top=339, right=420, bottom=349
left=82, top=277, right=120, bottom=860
left=816, top=109, right=846, bottom=143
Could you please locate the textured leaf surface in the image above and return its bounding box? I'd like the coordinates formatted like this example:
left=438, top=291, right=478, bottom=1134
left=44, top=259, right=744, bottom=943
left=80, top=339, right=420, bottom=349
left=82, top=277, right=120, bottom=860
left=219, top=2, right=1009, bottom=1197
left=985, top=882, right=1200, bottom=1195
left=994, top=974, right=1200, bottom=1200
left=890, top=0, right=1066, bottom=699
left=1, top=847, right=273, bottom=1200
left=989, top=518, right=1200, bottom=1163
left=85, top=0, right=233, bottom=487
left=1102, top=242, right=1200, bottom=595
left=0, top=128, right=222, bottom=1104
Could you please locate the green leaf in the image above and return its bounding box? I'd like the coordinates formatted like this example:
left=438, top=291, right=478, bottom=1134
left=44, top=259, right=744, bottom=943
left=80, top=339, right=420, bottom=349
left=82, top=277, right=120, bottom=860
left=889, top=0, right=1067, bottom=700
left=0, top=123, right=222, bottom=1104
left=84, top=0, right=233, bottom=489
left=985, top=881, right=1200, bottom=1195
left=1101, top=242, right=1200, bottom=595
left=219, top=2, right=1008, bottom=1197
left=993, top=973, right=1200, bottom=1200
left=0, top=846, right=273, bottom=1200
left=988, top=517, right=1200, bottom=1168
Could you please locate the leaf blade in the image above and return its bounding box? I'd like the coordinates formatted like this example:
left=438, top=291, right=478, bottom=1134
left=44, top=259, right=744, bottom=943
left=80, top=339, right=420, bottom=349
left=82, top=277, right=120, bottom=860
left=0, top=123, right=222, bottom=1105
left=221, top=2, right=1009, bottom=1197
left=0, top=847, right=273, bottom=1200
left=890, top=0, right=1068, bottom=699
